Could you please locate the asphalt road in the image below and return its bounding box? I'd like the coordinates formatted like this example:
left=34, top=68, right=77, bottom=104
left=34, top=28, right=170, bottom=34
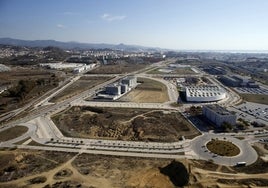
left=190, top=133, right=258, bottom=166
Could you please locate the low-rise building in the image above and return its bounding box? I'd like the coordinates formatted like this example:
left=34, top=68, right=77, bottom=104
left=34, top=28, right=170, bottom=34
left=219, top=75, right=259, bottom=88
left=203, top=104, right=237, bottom=127
left=100, top=76, right=137, bottom=100
left=121, top=76, right=137, bottom=87
left=185, top=85, right=226, bottom=102
left=120, top=84, right=129, bottom=94
left=105, top=84, right=121, bottom=95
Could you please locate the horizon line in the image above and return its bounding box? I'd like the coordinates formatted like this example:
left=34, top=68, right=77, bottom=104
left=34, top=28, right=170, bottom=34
left=1, top=37, right=268, bottom=53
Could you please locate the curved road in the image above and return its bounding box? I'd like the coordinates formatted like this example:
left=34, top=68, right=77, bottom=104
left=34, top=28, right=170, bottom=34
left=190, top=133, right=258, bottom=166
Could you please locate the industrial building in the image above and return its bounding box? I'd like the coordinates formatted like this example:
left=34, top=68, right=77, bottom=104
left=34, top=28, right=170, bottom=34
left=219, top=75, right=259, bottom=88
left=203, top=105, right=237, bottom=127
left=40, top=62, right=97, bottom=74
left=185, top=85, right=226, bottom=102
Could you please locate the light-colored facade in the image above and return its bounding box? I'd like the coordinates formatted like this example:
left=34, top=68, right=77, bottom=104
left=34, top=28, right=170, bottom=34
left=185, top=85, right=226, bottom=102
left=203, top=105, right=237, bottom=127
left=121, top=76, right=137, bottom=88
left=120, top=84, right=129, bottom=94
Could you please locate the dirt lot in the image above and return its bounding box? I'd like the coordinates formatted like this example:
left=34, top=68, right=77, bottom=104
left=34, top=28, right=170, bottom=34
left=87, top=63, right=147, bottom=74
left=49, top=76, right=112, bottom=103
left=52, top=106, right=200, bottom=142
left=0, top=149, right=75, bottom=183
left=119, top=77, right=169, bottom=103
left=1, top=149, right=267, bottom=188
left=72, top=154, right=177, bottom=188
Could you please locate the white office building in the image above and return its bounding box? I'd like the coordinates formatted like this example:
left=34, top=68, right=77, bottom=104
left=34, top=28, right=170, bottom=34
left=203, top=105, right=237, bottom=127
left=121, top=76, right=137, bottom=88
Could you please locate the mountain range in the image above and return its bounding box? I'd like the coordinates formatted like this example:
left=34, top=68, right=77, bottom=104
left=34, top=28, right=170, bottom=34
left=0, top=38, right=163, bottom=52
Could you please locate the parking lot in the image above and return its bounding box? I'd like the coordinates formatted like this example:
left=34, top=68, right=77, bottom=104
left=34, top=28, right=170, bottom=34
left=234, top=87, right=268, bottom=95
left=234, top=102, right=268, bottom=124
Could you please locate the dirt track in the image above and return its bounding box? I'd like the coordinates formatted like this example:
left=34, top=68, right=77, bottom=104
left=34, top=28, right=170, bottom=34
left=52, top=106, right=200, bottom=142
left=1, top=150, right=267, bottom=188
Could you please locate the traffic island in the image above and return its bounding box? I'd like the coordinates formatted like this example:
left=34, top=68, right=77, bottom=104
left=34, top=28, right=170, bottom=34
left=206, top=139, right=240, bottom=157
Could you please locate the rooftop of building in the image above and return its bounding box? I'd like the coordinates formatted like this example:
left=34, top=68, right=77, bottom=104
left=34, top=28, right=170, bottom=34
left=204, top=104, right=235, bottom=116
left=186, top=85, right=225, bottom=97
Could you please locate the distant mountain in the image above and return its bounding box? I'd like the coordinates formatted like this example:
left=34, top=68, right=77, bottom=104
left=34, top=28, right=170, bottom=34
left=0, top=38, right=163, bottom=52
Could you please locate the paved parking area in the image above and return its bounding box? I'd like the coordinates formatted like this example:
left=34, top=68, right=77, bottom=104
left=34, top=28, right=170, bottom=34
left=234, top=87, right=268, bottom=94
left=234, top=102, right=268, bottom=124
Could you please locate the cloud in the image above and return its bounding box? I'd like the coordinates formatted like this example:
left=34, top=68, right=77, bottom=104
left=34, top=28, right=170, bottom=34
left=56, top=24, right=65, bottom=28
left=101, top=13, right=126, bottom=21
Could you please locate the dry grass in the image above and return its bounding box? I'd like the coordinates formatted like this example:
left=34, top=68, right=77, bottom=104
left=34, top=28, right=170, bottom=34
left=240, top=93, right=268, bottom=105
left=120, top=77, right=169, bottom=103
left=206, top=139, right=240, bottom=157
left=0, top=126, right=28, bottom=142
left=0, top=150, right=75, bottom=182
left=52, top=106, right=200, bottom=142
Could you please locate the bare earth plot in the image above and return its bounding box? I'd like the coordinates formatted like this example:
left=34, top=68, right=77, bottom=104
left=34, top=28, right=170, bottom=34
left=87, top=63, right=147, bottom=74
left=50, top=76, right=112, bottom=103
left=52, top=106, right=200, bottom=142
left=0, top=150, right=75, bottom=185
left=120, top=77, right=169, bottom=103
left=0, top=149, right=268, bottom=188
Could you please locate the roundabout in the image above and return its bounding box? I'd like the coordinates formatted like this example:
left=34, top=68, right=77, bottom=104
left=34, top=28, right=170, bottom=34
left=0, top=123, right=37, bottom=147
left=191, top=133, right=258, bottom=166
left=206, top=139, right=240, bottom=157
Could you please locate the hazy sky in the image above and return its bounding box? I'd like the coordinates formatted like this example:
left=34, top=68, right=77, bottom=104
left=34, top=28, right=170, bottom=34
left=0, top=0, right=268, bottom=50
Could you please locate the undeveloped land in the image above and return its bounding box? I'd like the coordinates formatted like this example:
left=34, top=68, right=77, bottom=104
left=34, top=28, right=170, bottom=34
left=0, top=149, right=75, bottom=183
left=0, top=66, right=63, bottom=113
left=50, top=76, right=112, bottom=102
left=240, top=93, right=268, bottom=105
left=52, top=106, right=200, bottom=142
left=0, top=126, right=28, bottom=142
left=119, top=77, right=169, bottom=103
left=0, top=149, right=267, bottom=188
left=87, top=63, right=147, bottom=74
left=147, top=67, right=196, bottom=75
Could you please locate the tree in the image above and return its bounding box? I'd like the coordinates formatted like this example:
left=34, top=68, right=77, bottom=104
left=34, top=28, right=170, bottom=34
left=222, top=122, right=232, bottom=132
